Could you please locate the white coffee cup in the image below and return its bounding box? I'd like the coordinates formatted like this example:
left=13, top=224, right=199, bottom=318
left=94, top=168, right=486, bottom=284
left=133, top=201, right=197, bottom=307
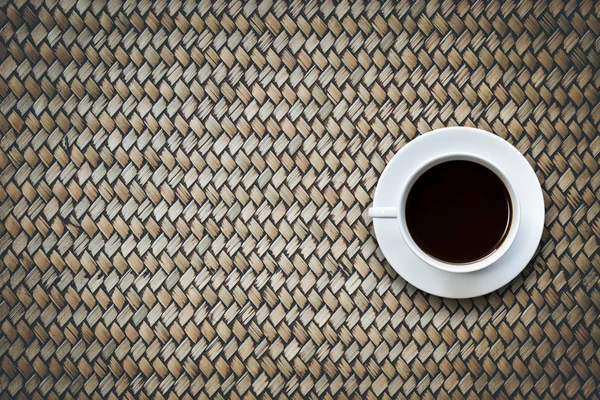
left=368, top=153, right=521, bottom=273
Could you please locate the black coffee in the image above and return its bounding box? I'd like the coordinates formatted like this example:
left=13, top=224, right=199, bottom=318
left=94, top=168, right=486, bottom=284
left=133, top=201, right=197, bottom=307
left=405, top=160, right=512, bottom=263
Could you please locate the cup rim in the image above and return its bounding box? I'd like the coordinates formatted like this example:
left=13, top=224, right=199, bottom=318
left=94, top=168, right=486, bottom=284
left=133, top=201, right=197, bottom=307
left=397, top=152, right=521, bottom=274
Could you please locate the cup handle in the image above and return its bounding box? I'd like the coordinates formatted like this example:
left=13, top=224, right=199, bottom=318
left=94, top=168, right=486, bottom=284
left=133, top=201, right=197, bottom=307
left=368, top=207, right=397, bottom=218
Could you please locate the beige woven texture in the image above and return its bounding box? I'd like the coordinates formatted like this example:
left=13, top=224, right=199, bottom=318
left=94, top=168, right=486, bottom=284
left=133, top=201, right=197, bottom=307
left=1, top=0, right=600, bottom=399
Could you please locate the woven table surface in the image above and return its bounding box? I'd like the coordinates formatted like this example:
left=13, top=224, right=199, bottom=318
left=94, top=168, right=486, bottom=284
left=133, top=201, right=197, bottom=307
left=1, top=0, right=600, bottom=399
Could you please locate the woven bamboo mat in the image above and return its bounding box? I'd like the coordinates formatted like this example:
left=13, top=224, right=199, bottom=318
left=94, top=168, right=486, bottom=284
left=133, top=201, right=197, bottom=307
left=1, top=0, right=600, bottom=398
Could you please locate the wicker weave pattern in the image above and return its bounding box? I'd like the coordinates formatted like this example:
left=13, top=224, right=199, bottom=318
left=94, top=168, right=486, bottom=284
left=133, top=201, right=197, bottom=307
left=1, top=0, right=600, bottom=398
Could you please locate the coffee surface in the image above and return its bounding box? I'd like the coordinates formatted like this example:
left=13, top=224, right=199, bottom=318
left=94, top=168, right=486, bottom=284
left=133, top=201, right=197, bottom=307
left=405, top=160, right=512, bottom=263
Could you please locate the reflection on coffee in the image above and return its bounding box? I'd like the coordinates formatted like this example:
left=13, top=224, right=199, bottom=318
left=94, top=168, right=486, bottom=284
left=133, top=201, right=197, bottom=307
left=405, top=160, right=512, bottom=263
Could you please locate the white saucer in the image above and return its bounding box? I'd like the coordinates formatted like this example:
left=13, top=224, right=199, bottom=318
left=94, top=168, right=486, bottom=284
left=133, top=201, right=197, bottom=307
left=371, top=127, right=545, bottom=298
